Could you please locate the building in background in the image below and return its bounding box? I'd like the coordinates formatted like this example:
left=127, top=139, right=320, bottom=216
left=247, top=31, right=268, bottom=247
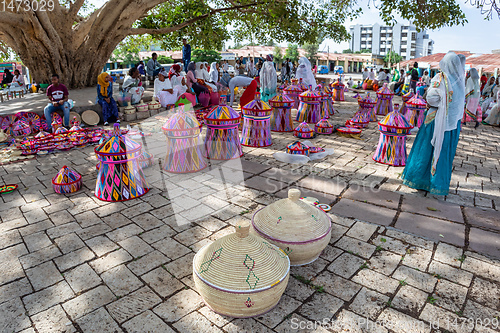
left=349, top=23, right=434, bottom=60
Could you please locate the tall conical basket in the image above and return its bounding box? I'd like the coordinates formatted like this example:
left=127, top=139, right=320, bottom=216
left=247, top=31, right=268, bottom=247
left=240, top=99, right=273, bottom=147
left=204, top=104, right=243, bottom=160
left=193, top=222, right=290, bottom=318
left=94, top=124, right=150, bottom=201
left=373, top=105, right=414, bottom=166
left=358, top=93, right=377, bottom=122
left=375, top=83, right=394, bottom=116
left=296, top=87, right=322, bottom=124
left=405, top=95, right=427, bottom=128
left=269, top=94, right=294, bottom=132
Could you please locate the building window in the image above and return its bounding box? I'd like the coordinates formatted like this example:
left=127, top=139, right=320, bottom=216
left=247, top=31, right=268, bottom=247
left=401, top=33, right=407, bottom=38
left=411, top=32, right=417, bottom=40
left=410, top=51, right=416, bottom=57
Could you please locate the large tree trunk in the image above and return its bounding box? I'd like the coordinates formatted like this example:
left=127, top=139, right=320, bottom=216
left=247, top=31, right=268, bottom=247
left=0, top=0, right=263, bottom=88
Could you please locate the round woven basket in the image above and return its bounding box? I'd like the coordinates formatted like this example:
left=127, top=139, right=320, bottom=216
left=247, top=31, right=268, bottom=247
left=69, top=112, right=81, bottom=125
left=193, top=222, right=290, bottom=318
left=82, top=110, right=100, bottom=126
left=251, top=189, right=331, bottom=266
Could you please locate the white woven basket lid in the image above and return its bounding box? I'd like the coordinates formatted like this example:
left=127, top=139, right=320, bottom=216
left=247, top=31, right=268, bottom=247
left=193, top=222, right=290, bottom=292
left=252, top=189, right=331, bottom=243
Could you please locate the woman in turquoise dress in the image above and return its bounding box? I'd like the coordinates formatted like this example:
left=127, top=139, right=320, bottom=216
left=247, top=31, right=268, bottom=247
left=402, top=52, right=465, bottom=196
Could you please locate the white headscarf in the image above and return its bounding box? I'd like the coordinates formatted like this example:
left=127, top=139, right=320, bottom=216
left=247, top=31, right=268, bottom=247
left=195, top=62, right=204, bottom=79
left=209, top=62, right=218, bottom=83
left=466, top=68, right=480, bottom=99
left=295, top=57, right=316, bottom=88
left=260, top=60, right=277, bottom=97
left=426, top=52, right=465, bottom=174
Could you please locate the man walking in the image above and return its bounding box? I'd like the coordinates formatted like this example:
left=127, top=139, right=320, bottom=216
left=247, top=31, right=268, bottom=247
left=182, top=38, right=191, bottom=71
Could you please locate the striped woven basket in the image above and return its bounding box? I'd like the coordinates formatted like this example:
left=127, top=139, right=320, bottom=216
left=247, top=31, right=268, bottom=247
left=193, top=223, right=290, bottom=318
left=251, top=189, right=332, bottom=266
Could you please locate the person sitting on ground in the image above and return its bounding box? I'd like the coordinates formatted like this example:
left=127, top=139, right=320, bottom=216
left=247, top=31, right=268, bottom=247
left=146, top=53, right=163, bottom=77
left=185, top=61, right=209, bottom=99
left=96, top=72, right=120, bottom=126
left=154, top=69, right=177, bottom=107
left=10, top=69, right=24, bottom=89
left=44, top=74, right=70, bottom=130
left=1, top=69, right=13, bottom=86
left=137, top=61, right=146, bottom=76
left=168, top=64, right=188, bottom=97
left=123, top=67, right=144, bottom=104
left=346, top=77, right=354, bottom=88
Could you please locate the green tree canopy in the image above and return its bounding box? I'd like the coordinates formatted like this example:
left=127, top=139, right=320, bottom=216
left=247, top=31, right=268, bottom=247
left=303, top=43, right=320, bottom=63
left=285, top=45, right=300, bottom=63
left=273, top=47, right=284, bottom=64
left=342, top=49, right=352, bottom=54
left=192, top=49, right=222, bottom=63
left=384, top=51, right=403, bottom=65
left=157, top=55, right=175, bottom=64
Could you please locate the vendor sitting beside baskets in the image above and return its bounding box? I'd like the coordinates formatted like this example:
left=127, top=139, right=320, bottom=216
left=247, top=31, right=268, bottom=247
left=97, top=72, right=120, bottom=126
left=44, top=74, right=70, bottom=131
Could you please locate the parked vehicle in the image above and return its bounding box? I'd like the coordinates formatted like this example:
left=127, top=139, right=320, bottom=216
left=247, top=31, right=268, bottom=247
left=317, top=65, right=329, bottom=74
left=334, top=66, right=344, bottom=75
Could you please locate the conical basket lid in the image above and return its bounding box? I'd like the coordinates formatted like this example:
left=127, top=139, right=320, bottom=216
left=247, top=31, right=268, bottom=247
left=379, top=110, right=413, bottom=129
left=376, top=83, right=393, bottom=96
left=315, top=118, right=333, bottom=128
left=193, top=223, right=290, bottom=292
left=402, top=91, right=414, bottom=102
left=269, top=94, right=293, bottom=106
left=242, top=99, right=272, bottom=112
left=205, top=105, right=240, bottom=120
left=284, top=84, right=302, bottom=93
left=359, top=93, right=376, bottom=107
left=162, top=110, right=201, bottom=137
left=52, top=165, right=82, bottom=185
left=95, top=124, right=142, bottom=156
left=252, top=189, right=331, bottom=243
left=294, top=122, right=313, bottom=133
left=13, top=120, right=29, bottom=131
left=299, top=89, right=321, bottom=99
left=407, top=95, right=426, bottom=107
left=287, top=141, right=309, bottom=151
left=351, top=111, right=369, bottom=123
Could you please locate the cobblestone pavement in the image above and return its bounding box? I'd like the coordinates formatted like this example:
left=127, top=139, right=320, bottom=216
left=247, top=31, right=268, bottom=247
left=0, top=91, right=499, bottom=332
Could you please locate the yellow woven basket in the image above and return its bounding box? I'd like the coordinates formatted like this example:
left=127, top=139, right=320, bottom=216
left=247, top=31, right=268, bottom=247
left=193, top=222, right=290, bottom=318
left=251, top=189, right=332, bottom=266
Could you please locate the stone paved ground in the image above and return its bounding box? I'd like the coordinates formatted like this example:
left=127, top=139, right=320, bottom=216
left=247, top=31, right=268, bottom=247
left=0, top=90, right=499, bottom=332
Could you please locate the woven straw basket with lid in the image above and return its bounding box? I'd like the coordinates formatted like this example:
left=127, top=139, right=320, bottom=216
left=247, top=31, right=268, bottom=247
left=193, top=222, right=290, bottom=318
left=251, top=189, right=332, bottom=266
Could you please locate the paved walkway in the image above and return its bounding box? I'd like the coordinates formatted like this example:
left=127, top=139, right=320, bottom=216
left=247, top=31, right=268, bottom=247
left=0, top=90, right=499, bottom=332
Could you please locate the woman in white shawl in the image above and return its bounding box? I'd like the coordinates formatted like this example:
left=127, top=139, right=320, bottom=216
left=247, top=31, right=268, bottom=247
left=295, top=57, right=316, bottom=88
left=260, top=55, right=277, bottom=102
left=246, top=58, right=256, bottom=77
left=402, top=51, right=465, bottom=196
left=483, top=89, right=500, bottom=125
left=195, top=62, right=205, bottom=79
left=154, top=69, right=177, bottom=107
left=462, top=68, right=480, bottom=127
left=122, top=67, right=145, bottom=104
left=480, top=76, right=496, bottom=113
left=208, top=62, right=220, bottom=91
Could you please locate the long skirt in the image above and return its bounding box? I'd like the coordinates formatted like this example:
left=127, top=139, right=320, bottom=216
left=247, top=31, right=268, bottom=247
left=98, top=98, right=119, bottom=123
left=157, top=91, right=177, bottom=107
left=401, top=116, right=461, bottom=196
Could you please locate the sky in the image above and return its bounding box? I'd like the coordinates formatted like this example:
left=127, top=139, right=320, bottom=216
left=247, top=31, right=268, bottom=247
left=318, top=1, right=500, bottom=54
left=89, top=0, right=500, bottom=54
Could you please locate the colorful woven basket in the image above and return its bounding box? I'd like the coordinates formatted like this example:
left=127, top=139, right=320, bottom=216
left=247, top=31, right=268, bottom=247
left=240, top=99, right=273, bottom=147
left=294, top=122, right=314, bottom=139
left=13, top=120, right=31, bottom=136
left=251, top=189, right=332, bottom=266
left=20, top=112, right=41, bottom=133
left=358, top=93, right=377, bottom=122
left=69, top=119, right=87, bottom=148
left=400, top=91, right=414, bottom=115
left=373, top=107, right=413, bottom=167
left=52, top=166, right=82, bottom=194
left=286, top=141, right=310, bottom=156
left=204, top=104, right=243, bottom=160
left=375, top=83, right=394, bottom=116
left=331, top=80, right=345, bottom=101
left=95, top=124, right=150, bottom=201
left=337, top=127, right=362, bottom=139
left=349, top=111, right=370, bottom=128
left=1, top=114, right=19, bottom=135
left=405, top=95, right=427, bottom=128
left=162, top=109, right=208, bottom=173
left=283, top=84, right=302, bottom=109
left=296, top=88, right=322, bottom=124
left=315, top=118, right=334, bottom=134
left=139, top=150, right=155, bottom=169
left=193, top=222, right=290, bottom=318
left=269, top=94, right=294, bottom=132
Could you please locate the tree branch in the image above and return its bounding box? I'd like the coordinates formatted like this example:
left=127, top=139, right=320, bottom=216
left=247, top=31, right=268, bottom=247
left=0, top=12, right=27, bottom=26
left=68, top=0, right=86, bottom=18
left=128, top=2, right=258, bottom=35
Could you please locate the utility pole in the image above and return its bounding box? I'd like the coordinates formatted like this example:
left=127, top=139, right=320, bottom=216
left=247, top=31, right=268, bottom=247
left=327, top=45, right=330, bottom=72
